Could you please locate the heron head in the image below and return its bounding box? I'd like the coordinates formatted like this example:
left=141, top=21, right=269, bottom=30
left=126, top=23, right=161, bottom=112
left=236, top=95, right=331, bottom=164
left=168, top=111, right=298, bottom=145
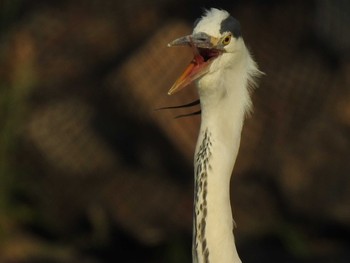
left=168, top=8, right=243, bottom=95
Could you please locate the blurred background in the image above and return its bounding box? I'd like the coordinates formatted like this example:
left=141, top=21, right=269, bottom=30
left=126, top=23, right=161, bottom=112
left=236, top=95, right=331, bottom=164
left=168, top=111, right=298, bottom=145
left=1, top=0, right=350, bottom=262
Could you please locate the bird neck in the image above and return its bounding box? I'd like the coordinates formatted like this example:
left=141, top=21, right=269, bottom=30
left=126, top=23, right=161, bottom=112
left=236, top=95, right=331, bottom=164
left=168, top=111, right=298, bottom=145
left=192, top=52, right=254, bottom=263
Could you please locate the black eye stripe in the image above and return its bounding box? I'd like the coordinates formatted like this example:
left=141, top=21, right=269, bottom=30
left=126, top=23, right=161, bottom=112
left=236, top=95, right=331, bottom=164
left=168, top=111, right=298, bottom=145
left=220, top=15, right=241, bottom=38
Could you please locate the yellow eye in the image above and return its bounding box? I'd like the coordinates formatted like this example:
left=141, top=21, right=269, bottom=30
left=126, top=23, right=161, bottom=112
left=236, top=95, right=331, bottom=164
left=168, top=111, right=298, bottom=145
left=222, top=34, right=232, bottom=45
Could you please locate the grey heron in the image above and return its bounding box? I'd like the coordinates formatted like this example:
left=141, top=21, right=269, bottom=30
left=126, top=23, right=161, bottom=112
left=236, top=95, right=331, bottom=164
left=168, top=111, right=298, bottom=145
left=167, top=8, right=262, bottom=263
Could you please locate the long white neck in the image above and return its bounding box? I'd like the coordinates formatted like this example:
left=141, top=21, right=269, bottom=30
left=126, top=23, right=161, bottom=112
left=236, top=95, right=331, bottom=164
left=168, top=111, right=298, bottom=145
left=192, top=44, right=258, bottom=263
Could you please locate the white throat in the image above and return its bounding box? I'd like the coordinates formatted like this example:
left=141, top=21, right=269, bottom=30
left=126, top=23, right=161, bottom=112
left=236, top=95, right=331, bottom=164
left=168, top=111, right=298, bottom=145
left=192, top=42, right=259, bottom=263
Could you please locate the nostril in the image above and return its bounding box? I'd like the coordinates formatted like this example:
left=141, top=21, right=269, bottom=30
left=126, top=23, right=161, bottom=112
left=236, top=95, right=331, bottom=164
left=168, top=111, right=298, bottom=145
left=193, top=32, right=210, bottom=42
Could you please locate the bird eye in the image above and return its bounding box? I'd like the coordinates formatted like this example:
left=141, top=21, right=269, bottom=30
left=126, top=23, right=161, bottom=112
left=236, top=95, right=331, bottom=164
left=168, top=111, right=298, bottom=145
left=222, top=35, right=232, bottom=45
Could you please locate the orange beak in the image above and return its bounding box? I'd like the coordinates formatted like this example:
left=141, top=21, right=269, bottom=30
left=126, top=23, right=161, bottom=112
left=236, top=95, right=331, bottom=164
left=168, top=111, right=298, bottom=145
left=167, top=33, right=220, bottom=95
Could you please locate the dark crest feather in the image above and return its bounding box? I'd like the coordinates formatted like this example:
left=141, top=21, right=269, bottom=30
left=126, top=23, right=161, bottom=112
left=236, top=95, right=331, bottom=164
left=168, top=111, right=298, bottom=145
left=220, top=15, right=241, bottom=38
left=175, top=110, right=201, bottom=119
left=155, top=99, right=201, bottom=118
left=155, top=99, right=200, bottom=110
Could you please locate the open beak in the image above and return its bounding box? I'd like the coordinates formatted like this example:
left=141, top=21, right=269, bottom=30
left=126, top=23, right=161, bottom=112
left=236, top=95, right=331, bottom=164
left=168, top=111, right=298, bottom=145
left=167, top=32, right=221, bottom=95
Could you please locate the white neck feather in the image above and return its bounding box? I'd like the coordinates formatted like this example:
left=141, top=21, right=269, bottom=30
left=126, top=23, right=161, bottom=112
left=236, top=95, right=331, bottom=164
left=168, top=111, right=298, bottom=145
left=193, top=41, right=260, bottom=263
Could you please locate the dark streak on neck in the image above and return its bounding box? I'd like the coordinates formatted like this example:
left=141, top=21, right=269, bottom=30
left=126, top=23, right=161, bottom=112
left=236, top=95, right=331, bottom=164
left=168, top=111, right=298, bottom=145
left=193, top=129, right=212, bottom=263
